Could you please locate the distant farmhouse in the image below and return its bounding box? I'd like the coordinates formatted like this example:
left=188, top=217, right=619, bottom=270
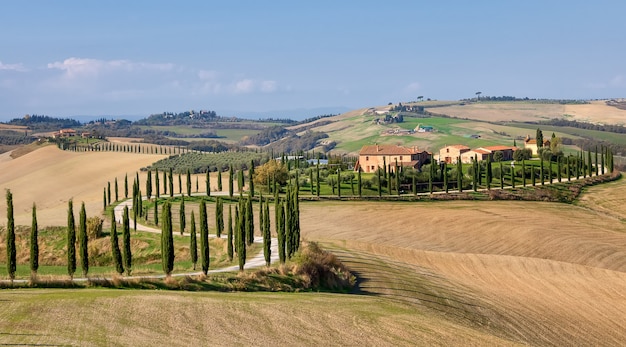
left=524, top=135, right=550, bottom=155
left=52, top=128, right=77, bottom=138
left=355, top=144, right=430, bottom=173
left=439, top=144, right=517, bottom=164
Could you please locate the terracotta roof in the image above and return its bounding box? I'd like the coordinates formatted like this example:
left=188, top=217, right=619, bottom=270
left=359, top=144, right=424, bottom=155
left=482, top=145, right=516, bottom=151
left=471, top=149, right=491, bottom=154
left=445, top=144, right=470, bottom=150
left=524, top=139, right=550, bottom=145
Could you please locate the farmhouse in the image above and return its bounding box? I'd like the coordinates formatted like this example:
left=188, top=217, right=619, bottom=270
left=52, top=128, right=77, bottom=138
left=460, top=145, right=517, bottom=163
left=354, top=144, right=430, bottom=173
left=439, top=145, right=470, bottom=164
left=524, top=135, right=550, bottom=155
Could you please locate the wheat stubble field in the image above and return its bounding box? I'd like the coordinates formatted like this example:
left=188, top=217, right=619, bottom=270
left=0, top=145, right=625, bottom=346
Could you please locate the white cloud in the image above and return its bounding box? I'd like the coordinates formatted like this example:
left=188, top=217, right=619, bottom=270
left=198, top=69, right=218, bottom=80
left=260, top=80, right=277, bottom=93
left=47, top=57, right=174, bottom=79
left=0, top=61, right=27, bottom=72
left=234, top=79, right=255, bottom=93
left=404, top=82, right=421, bottom=92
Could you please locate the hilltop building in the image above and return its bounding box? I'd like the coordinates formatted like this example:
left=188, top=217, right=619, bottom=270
left=355, top=144, right=430, bottom=173
left=524, top=135, right=550, bottom=155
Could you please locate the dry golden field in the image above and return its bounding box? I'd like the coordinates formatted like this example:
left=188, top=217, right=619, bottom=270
left=0, top=145, right=625, bottom=346
left=426, top=100, right=626, bottom=124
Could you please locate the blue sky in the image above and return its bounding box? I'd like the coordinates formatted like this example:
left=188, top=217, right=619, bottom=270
left=0, top=1, right=625, bottom=120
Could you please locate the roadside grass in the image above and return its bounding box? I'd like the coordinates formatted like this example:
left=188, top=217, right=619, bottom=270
left=0, top=224, right=262, bottom=280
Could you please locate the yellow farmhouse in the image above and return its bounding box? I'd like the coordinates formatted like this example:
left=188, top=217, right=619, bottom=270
left=355, top=144, right=430, bottom=173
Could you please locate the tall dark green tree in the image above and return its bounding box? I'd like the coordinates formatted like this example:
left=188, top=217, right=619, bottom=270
left=217, top=168, right=223, bottom=191
left=6, top=190, right=16, bottom=281
left=540, top=156, right=545, bottom=185
left=236, top=205, right=246, bottom=271
left=110, top=214, right=124, bottom=275
left=67, top=199, right=76, bottom=279
left=107, top=182, right=111, bottom=206
left=103, top=187, right=107, bottom=209
left=249, top=160, right=255, bottom=197
left=443, top=163, right=449, bottom=193
left=263, top=199, right=271, bottom=267
left=115, top=177, right=119, bottom=202
left=522, top=160, right=527, bottom=186
left=536, top=128, right=544, bottom=149
left=457, top=156, right=463, bottom=192
left=178, top=173, right=182, bottom=195
left=186, top=169, right=192, bottom=197
left=179, top=197, right=186, bottom=235
left=215, top=197, right=224, bottom=237
left=316, top=161, right=321, bottom=197
left=163, top=170, right=167, bottom=196
left=154, top=199, right=159, bottom=226
left=499, top=162, right=504, bottom=189
left=169, top=168, right=174, bottom=198
left=79, top=202, right=89, bottom=277
left=146, top=170, right=152, bottom=200
left=124, top=173, right=129, bottom=199
left=205, top=170, right=211, bottom=197
left=30, top=203, right=39, bottom=277
left=155, top=169, right=160, bottom=199
left=246, top=195, right=254, bottom=246
left=357, top=168, right=362, bottom=197
left=122, top=206, right=132, bottom=276
left=199, top=199, right=209, bottom=275
left=161, top=201, right=174, bottom=276
left=190, top=210, right=197, bottom=270
left=238, top=169, right=244, bottom=193
left=227, top=205, right=233, bottom=261
left=276, top=199, right=286, bottom=263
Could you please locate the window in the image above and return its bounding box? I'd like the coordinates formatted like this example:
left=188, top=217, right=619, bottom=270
left=399, top=156, right=403, bottom=160
left=365, top=156, right=369, bottom=161
left=446, top=148, right=450, bottom=153
left=371, top=166, right=375, bottom=170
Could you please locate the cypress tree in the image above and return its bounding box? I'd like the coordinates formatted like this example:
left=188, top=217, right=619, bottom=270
left=67, top=199, right=76, bottom=279
left=103, top=187, right=107, bottom=209
left=486, top=156, right=492, bottom=190
left=124, top=173, right=128, bottom=199
left=146, top=170, right=152, bottom=200
left=337, top=168, right=342, bottom=197
left=386, top=171, right=391, bottom=196
left=539, top=155, right=545, bottom=185
left=79, top=202, right=89, bottom=277
left=536, top=128, right=544, bottom=149
left=190, top=210, right=197, bottom=270
left=263, top=199, right=271, bottom=266
left=107, top=182, right=111, bottom=206
left=178, top=173, right=182, bottom=195
left=499, top=162, right=504, bottom=189
left=30, top=203, right=39, bottom=277
left=199, top=199, right=209, bottom=275
left=237, top=205, right=246, bottom=271
left=557, top=156, right=562, bottom=182
left=249, top=160, right=255, bottom=197
left=196, top=176, right=199, bottom=193
left=205, top=170, right=211, bottom=196
left=154, top=199, right=159, bottom=225
left=122, top=206, right=132, bottom=276
left=396, top=164, right=401, bottom=196
left=276, top=199, right=286, bottom=263
left=217, top=168, right=223, bottom=191
left=246, top=195, right=254, bottom=246
left=179, top=197, right=186, bottom=235
left=110, top=213, right=124, bottom=275
left=155, top=169, right=160, bottom=199
left=522, top=160, right=526, bottom=186
left=472, top=157, right=478, bottom=192
left=595, top=146, right=599, bottom=176
left=238, top=168, right=244, bottom=193
left=227, top=205, right=234, bottom=261
left=215, top=197, right=224, bottom=237
left=511, top=162, right=516, bottom=188
left=457, top=156, right=463, bottom=192
left=443, top=162, right=448, bottom=193
left=285, top=190, right=293, bottom=258
left=600, top=147, right=605, bottom=175
left=161, top=201, right=174, bottom=276
left=6, top=190, right=16, bottom=281
left=532, top=166, right=536, bottom=186
left=186, top=169, right=192, bottom=197
left=163, top=170, right=167, bottom=196
left=358, top=168, right=362, bottom=197
left=588, top=150, right=593, bottom=177
left=115, top=177, right=119, bottom=202
left=169, top=168, right=174, bottom=198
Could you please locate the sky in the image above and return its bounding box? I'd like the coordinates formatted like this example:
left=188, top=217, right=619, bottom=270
left=0, top=1, right=625, bottom=120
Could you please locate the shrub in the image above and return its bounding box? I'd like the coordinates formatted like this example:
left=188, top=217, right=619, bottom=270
left=86, top=216, right=103, bottom=240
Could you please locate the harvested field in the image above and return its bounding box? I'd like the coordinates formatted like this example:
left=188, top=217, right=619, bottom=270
left=0, top=145, right=625, bottom=346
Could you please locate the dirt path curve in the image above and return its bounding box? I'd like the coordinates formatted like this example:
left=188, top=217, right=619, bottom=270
left=111, top=193, right=279, bottom=279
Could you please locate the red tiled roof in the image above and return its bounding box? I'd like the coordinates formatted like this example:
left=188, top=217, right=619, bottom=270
left=482, top=145, right=516, bottom=151
left=446, top=144, right=470, bottom=150
left=360, top=144, right=424, bottom=155
left=472, top=149, right=491, bottom=154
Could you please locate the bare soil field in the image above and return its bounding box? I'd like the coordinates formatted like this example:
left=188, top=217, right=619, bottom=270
left=427, top=100, right=626, bottom=125
left=0, top=145, right=625, bottom=346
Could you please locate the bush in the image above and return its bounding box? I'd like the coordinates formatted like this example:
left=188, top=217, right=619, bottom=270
left=86, top=217, right=103, bottom=240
